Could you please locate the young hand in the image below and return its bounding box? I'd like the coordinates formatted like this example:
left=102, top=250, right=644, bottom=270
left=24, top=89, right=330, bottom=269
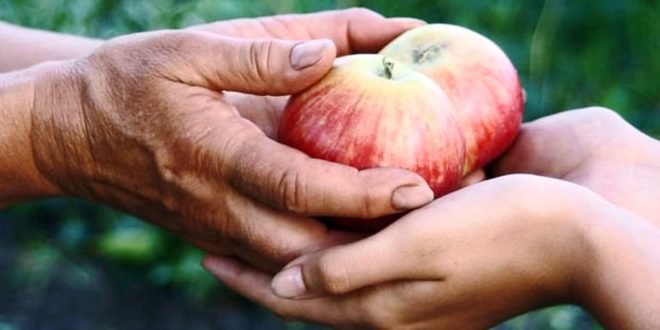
left=493, top=107, right=660, bottom=224
left=204, top=174, right=660, bottom=328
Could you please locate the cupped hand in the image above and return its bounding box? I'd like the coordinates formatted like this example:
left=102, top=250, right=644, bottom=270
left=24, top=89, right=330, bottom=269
left=203, top=175, right=605, bottom=328
left=30, top=11, right=433, bottom=273
left=492, top=107, right=660, bottom=224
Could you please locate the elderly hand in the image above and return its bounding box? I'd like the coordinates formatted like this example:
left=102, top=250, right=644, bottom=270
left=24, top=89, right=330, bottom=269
left=204, top=175, right=660, bottom=329
left=190, top=8, right=427, bottom=139
left=492, top=107, right=660, bottom=224
left=27, top=9, right=433, bottom=273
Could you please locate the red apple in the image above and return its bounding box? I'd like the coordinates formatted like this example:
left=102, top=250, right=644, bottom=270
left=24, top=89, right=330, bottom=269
left=380, top=24, right=524, bottom=174
left=278, top=24, right=524, bottom=230
left=279, top=54, right=465, bottom=197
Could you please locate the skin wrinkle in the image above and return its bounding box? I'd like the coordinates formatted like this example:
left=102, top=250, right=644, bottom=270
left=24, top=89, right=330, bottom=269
left=248, top=40, right=266, bottom=89
left=278, top=160, right=309, bottom=214
left=223, top=129, right=278, bottom=199
left=0, top=71, right=55, bottom=203
left=34, top=63, right=96, bottom=198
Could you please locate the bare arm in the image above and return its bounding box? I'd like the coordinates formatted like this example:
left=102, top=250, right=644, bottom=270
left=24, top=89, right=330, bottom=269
left=1, top=9, right=434, bottom=275
left=0, top=21, right=102, bottom=73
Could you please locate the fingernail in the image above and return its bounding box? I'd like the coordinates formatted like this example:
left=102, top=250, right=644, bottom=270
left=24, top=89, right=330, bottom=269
left=272, top=266, right=307, bottom=298
left=388, top=17, right=427, bottom=28
left=290, top=39, right=332, bottom=70
left=391, top=185, right=434, bottom=210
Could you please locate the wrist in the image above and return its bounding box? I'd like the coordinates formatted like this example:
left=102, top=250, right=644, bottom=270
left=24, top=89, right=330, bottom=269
left=0, top=66, right=62, bottom=206
left=573, top=197, right=660, bottom=328
left=31, top=59, right=92, bottom=199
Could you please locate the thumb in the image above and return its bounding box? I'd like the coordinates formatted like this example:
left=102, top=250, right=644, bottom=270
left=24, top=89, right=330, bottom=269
left=159, top=31, right=336, bottom=95
left=270, top=231, right=422, bottom=299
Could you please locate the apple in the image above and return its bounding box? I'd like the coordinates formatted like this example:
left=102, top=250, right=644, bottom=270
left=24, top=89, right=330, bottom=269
left=278, top=24, right=524, bottom=230
left=380, top=24, right=524, bottom=174
left=279, top=54, right=466, bottom=197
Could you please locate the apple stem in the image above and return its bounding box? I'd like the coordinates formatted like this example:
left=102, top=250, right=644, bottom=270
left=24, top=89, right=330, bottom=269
left=383, top=57, right=395, bottom=79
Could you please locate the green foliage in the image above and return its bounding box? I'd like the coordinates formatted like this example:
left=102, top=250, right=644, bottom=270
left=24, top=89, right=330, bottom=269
left=1, top=0, right=658, bottom=329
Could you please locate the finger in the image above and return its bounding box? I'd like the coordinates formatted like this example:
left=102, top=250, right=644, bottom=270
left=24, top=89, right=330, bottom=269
left=269, top=214, right=440, bottom=299
left=491, top=117, right=586, bottom=177
left=181, top=234, right=234, bottom=256
left=490, top=123, right=553, bottom=176
left=193, top=8, right=426, bottom=55
left=202, top=255, right=343, bottom=324
left=491, top=108, right=633, bottom=177
left=155, top=31, right=336, bottom=95
left=223, top=133, right=434, bottom=217
left=197, top=189, right=364, bottom=273
left=202, top=255, right=285, bottom=305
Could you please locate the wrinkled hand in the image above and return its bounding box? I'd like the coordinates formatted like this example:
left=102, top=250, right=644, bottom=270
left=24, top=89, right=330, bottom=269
left=203, top=175, right=607, bottom=328
left=192, top=8, right=426, bottom=138
left=30, top=10, right=433, bottom=273
left=492, top=107, right=660, bottom=224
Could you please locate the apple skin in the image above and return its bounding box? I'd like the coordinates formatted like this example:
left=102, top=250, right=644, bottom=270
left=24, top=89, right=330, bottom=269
left=278, top=54, right=466, bottom=199
left=380, top=24, right=524, bottom=175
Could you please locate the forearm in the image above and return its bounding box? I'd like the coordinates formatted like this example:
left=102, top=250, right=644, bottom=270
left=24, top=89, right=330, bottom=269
left=0, top=67, right=60, bottom=208
left=578, top=201, right=660, bottom=328
left=0, top=21, right=102, bottom=73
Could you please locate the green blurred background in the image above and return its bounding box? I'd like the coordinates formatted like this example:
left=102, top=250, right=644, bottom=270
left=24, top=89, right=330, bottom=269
left=0, top=0, right=658, bottom=329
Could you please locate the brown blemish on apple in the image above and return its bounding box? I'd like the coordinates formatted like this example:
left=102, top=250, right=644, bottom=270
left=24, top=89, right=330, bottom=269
left=412, top=43, right=448, bottom=64
left=381, top=57, right=395, bottom=79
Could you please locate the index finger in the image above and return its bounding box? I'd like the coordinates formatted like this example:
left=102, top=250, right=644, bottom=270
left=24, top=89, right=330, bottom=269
left=221, top=131, right=434, bottom=218
left=193, top=8, right=425, bottom=55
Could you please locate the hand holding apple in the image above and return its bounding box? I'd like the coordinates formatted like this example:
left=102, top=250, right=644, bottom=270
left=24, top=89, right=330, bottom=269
left=492, top=107, right=660, bottom=225
left=278, top=24, right=524, bottom=229
left=279, top=54, right=465, bottom=198
left=203, top=175, right=660, bottom=329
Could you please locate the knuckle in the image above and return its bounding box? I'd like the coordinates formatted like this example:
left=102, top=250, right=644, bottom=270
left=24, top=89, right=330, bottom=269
left=345, top=7, right=381, bottom=19
left=248, top=39, right=275, bottom=85
left=499, top=173, right=544, bottom=191
left=357, top=170, right=386, bottom=219
left=315, top=255, right=352, bottom=294
left=362, top=182, right=381, bottom=219
left=491, top=174, right=541, bottom=202
left=249, top=39, right=299, bottom=92
left=359, top=298, right=398, bottom=329
left=581, top=106, right=622, bottom=122
left=575, top=107, right=629, bottom=141
left=143, top=30, right=193, bottom=63
left=222, top=127, right=266, bottom=181
left=497, top=174, right=576, bottom=211
left=580, top=106, right=625, bottom=128
left=277, top=165, right=309, bottom=213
